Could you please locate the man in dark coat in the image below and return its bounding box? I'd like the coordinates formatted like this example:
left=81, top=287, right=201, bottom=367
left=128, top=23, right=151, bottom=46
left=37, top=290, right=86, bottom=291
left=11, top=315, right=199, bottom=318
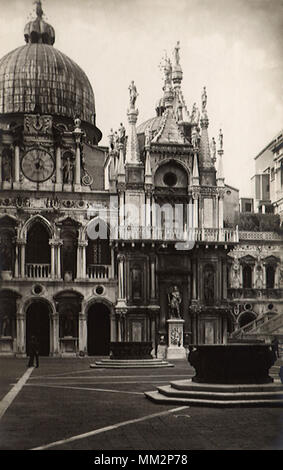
left=28, top=336, right=39, bottom=368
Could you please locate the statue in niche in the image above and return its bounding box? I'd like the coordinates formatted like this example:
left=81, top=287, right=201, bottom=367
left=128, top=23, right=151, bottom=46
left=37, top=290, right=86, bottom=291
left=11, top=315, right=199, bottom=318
left=203, top=267, right=215, bottom=305
left=128, top=80, right=138, bottom=108
left=2, top=151, right=12, bottom=182
left=62, top=312, right=75, bottom=337
left=168, top=285, right=182, bottom=319
left=0, top=314, right=11, bottom=337
left=63, top=155, right=74, bottom=184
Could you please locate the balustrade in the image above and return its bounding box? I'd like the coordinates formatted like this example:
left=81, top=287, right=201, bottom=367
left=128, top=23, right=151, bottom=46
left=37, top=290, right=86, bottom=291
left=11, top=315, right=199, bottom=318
left=113, top=225, right=238, bottom=243
left=87, top=264, right=110, bottom=280
left=26, top=263, right=51, bottom=279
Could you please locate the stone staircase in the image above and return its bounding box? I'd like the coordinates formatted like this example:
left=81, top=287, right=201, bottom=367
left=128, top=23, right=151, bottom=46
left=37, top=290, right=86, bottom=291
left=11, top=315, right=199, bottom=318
left=90, top=358, right=174, bottom=369
left=230, top=312, right=283, bottom=343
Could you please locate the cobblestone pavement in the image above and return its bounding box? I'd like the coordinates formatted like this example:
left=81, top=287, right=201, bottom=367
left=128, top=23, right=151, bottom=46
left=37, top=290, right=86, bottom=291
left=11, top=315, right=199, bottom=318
left=0, top=357, right=282, bottom=451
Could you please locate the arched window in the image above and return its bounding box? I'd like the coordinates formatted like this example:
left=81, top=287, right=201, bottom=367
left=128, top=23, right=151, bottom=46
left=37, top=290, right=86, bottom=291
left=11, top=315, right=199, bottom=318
left=266, top=265, right=275, bottom=289
left=243, top=265, right=252, bottom=288
left=87, top=220, right=111, bottom=266
left=61, top=229, right=77, bottom=280
left=26, top=223, right=50, bottom=264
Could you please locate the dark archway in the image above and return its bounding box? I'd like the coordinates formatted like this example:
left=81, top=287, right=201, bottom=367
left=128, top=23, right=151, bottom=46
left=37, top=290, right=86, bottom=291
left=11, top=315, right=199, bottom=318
left=26, top=301, right=50, bottom=356
left=238, top=310, right=257, bottom=328
left=87, top=303, right=110, bottom=356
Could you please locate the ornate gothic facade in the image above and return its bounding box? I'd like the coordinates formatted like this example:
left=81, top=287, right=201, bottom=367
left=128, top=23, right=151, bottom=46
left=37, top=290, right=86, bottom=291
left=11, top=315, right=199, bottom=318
left=0, top=2, right=282, bottom=358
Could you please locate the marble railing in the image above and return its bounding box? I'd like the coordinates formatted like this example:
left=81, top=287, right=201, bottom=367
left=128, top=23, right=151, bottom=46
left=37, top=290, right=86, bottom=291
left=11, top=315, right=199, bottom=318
left=26, top=263, right=51, bottom=279
left=87, top=264, right=111, bottom=280
left=239, top=231, right=283, bottom=241
left=112, top=226, right=239, bottom=243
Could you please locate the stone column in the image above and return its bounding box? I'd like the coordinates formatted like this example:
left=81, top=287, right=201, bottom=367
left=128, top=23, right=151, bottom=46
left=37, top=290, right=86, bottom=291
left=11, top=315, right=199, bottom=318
left=192, top=259, right=197, bottom=300
left=77, top=240, right=87, bottom=280
left=49, top=240, right=56, bottom=279
left=55, top=146, right=62, bottom=187
left=52, top=313, right=60, bottom=356
left=75, top=144, right=81, bottom=186
left=14, top=145, right=20, bottom=183
left=117, top=254, right=126, bottom=300
left=218, top=194, right=224, bottom=229
left=16, top=313, right=25, bottom=356
left=14, top=243, right=19, bottom=278
left=78, top=312, right=87, bottom=355
left=56, top=240, right=62, bottom=279
left=150, top=254, right=156, bottom=301
left=18, top=240, right=26, bottom=278
left=110, top=312, right=116, bottom=341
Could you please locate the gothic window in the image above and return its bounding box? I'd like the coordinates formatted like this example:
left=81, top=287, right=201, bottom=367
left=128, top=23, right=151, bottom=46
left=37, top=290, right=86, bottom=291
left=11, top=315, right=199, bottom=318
left=266, top=265, right=275, bottom=289
left=61, top=229, right=77, bottom=280
left=26, top=223, right=50, bottom=264
left=243, top=265, right=252, bottom=288
left=87, top=221, right=111, bottom=265
left=203, top=264, right=215, bottom=306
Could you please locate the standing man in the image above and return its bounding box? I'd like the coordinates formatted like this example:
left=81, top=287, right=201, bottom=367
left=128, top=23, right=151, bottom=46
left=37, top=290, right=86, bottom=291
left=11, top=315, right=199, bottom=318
left=28, top=336, right=39, bottom=368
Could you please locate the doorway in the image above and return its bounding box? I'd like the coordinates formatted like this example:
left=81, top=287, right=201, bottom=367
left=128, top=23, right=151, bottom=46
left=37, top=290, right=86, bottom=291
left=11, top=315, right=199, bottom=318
left=26, top=302, right=50, bottom=356
left=87, top=303, right=110, bottom=356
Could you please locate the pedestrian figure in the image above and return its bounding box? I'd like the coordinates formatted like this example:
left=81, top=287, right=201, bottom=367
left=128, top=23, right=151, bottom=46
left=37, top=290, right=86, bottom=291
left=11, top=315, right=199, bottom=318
left=279, top=366, right=283, bottom=385
left=28, top=336, right=39, bottom=368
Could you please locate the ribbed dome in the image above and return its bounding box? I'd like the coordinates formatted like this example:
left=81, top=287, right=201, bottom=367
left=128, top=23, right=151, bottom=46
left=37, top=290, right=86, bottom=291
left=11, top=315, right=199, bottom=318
left=0, top=43, right=96, bottom=126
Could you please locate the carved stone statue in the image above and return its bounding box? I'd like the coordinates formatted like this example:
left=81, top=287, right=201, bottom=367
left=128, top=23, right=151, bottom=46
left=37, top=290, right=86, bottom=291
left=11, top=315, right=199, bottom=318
left=168, top=285, right=182, bottom=319
left=201, top=86, right=207, bottom=112
left=129, top=80, right=138, bottom=108
left=173, top=41, right=180, bottom=66
left=108, top=128, right=114, bottom=150
left=118, top=123, right=126, bottom=143
left=211, top=137, right=216, bottom=161
left=63, top=156, right=74, bottom=184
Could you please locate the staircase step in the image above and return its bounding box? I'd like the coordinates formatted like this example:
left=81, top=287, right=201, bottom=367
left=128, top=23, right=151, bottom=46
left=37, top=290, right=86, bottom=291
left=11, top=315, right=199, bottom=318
left=145, top=390, right=283, bottom=407
left=144, top=379, right=283, bottom=407
left=90, top=359, right=174, bottom=369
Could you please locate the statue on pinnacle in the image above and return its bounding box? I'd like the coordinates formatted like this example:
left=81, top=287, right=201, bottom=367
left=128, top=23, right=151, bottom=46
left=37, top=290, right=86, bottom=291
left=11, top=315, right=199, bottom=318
left=129, top=81, right=138, bottom=109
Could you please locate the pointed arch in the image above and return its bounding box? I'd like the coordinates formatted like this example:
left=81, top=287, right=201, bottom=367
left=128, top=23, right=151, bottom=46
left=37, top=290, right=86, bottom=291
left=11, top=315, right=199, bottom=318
left=21, top=214, right=53, bottom=239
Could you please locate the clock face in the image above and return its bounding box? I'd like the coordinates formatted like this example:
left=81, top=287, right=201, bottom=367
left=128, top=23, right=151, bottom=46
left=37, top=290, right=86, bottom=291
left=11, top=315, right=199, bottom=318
left=21, top=148, right=55, bottom=183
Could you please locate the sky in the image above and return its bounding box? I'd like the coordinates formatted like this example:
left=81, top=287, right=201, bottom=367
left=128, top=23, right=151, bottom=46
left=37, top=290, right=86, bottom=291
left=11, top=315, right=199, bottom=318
left=0, top=0, right=283, bottom=197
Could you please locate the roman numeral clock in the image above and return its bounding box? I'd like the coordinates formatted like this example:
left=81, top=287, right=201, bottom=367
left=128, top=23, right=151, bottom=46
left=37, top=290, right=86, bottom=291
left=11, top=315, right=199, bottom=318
left=21, top=148, right=55, bottom=183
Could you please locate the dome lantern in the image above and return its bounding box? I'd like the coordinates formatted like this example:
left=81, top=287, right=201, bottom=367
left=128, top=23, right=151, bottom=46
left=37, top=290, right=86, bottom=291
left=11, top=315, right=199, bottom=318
left=24, top=1, right=55, bottom=45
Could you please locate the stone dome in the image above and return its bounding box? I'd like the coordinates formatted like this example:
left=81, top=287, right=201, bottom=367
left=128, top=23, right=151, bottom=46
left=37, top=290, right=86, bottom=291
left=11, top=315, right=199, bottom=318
left=0, top=1, right=101, bottom=142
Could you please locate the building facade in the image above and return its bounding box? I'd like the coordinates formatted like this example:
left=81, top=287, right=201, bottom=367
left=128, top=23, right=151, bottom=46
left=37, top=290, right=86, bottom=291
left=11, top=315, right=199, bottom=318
left=0, top=2, right=282, bottom=358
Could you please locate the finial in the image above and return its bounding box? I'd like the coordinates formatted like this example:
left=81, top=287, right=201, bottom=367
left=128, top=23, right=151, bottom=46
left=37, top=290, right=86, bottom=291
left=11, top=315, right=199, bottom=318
left=34, top=0, right=44, bottom=19
left=218, top=129, right=223, bottom=151
left=128, top=81, right=138, bottom=109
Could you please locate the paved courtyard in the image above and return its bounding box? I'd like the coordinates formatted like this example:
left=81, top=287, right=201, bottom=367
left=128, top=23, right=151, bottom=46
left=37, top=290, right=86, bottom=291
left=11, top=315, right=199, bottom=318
left=0, top=357, right=283, bottom=451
